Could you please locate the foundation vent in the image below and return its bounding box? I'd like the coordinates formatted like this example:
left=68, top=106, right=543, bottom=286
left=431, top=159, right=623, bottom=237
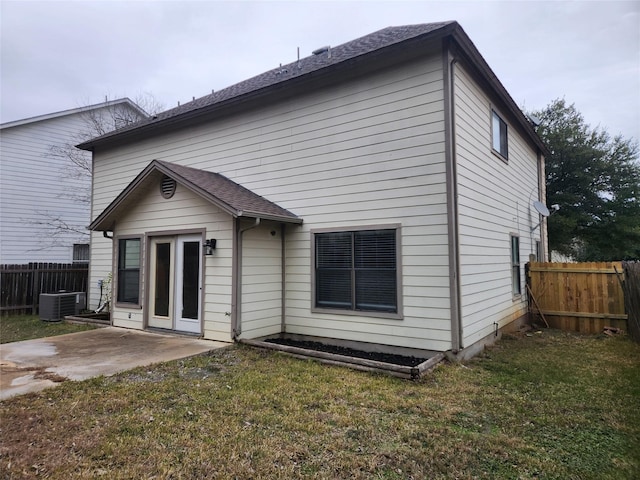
left=161, top=175, right=176, bottom=199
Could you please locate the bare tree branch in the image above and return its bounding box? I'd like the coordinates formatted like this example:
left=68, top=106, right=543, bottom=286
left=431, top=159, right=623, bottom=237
left=34, top=94, right=163, bottom=246
left=27, top=213, right=90, bottom=250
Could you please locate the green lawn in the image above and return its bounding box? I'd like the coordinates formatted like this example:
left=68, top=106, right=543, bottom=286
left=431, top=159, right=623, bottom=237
left=1, top=329, right=638, bottom=479
left=0, top=314, right=96, bottom=344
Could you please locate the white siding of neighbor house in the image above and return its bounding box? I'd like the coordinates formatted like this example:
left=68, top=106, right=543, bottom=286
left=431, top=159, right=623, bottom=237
left=453, top=63, right=539, bottom=348
left=90, top=50, right=452, bottom=351
left=0, top=115, right=90, bottom=264
left=1, top=104, right=144, bottom=265
left=109, top=181, right=234, bottom=341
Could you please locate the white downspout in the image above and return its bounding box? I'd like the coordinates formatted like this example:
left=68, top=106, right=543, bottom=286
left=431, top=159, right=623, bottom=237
left=444, top=42, right=463, bottom=354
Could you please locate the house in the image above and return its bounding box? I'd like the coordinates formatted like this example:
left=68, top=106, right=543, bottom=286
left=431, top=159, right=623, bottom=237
left=78, top=22, right=548, bottom=359
left=0, top=99, right=147, bottom=264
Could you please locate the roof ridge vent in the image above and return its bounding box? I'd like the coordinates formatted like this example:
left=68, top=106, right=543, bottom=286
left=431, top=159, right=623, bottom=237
left=312, top=45, right=331, bottom=57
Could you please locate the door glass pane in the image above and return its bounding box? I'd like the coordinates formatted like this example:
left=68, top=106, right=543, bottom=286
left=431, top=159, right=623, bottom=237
left=182, top=242, right=200, bottom=319
left=154, top=243, right=171, bottom=316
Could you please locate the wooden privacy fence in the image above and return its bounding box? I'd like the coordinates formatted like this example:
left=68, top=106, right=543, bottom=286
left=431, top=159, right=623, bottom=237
left=526, top=262, right=627, bottom=334
left=0, top=263, right=89, bottom=316
left=619, top=261, right=640, bottom=342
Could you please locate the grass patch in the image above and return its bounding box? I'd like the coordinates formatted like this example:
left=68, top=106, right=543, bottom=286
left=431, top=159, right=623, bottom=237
left=0, top=329, right=638, bottom=479
left=0, top=315, right=96, bottom=344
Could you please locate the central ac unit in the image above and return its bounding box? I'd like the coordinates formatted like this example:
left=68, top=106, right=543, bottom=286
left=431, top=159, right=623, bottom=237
left=39, top=292, right=86, bottom=322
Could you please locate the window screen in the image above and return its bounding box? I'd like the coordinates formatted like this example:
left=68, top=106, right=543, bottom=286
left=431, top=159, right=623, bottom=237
left=511, top=235, right=521, bottom=295
left=492, top=110, right=508, bottom=159
left=72, top=244, right=89, bottom=263
left=315, top=229, right=397, bottom=313
left=117, top=238, right=141, bottom=304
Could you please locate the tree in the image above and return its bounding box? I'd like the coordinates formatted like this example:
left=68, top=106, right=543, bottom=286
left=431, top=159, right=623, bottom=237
left=33, top=94, right=163, bottom=248
left=530, top=99, right=640, bottom=261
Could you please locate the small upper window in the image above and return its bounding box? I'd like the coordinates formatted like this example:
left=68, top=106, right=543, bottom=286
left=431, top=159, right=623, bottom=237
left=510, top=235, right=521, bottom=296
left=492, top=110, right=508, bottom=159
left=72, top=243, right=89, bottom=264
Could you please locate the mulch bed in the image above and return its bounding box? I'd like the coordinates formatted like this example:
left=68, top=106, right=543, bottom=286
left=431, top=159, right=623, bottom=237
left=264, top=338, right=428, bottom=367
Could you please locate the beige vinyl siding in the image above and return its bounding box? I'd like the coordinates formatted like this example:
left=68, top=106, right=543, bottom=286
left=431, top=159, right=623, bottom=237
left=239, top=222, right=282, bottom=339
left=89, top=139, right=159, bottom=309
left=453, top=63, right=539, bottom=347
left=88, top=235, right=113, bottom=309
left=109, top=182, right=233, bottom=341
left=90, top=50, right=452, bottom=351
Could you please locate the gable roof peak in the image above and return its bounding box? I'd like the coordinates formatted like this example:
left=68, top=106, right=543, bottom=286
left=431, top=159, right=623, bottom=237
left=89, top=160, right=301, bottom=232
left=1, top=97, right=147, bottom=130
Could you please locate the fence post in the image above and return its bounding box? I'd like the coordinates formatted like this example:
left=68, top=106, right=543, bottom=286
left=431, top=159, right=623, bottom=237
left=621, top=261, right=640, bottom=342
left=30, top=263, right=37, bottom=315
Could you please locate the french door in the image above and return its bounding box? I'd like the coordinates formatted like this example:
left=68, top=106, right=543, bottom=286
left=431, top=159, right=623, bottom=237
left=148, top=234, right=202, bottom=333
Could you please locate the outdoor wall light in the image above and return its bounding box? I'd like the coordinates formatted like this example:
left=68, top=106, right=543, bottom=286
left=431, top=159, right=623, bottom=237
left=204, top=239, right=217, bottom=255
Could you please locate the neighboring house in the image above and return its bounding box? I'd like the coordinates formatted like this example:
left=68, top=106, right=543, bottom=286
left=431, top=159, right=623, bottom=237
left=79, top=22, right=549, bottom=359
left=0, top=99, right=147, bottom=264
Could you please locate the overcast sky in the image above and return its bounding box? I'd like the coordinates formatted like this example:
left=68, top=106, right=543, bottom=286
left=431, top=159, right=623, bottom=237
left=1, top=0, right=638, bottom=141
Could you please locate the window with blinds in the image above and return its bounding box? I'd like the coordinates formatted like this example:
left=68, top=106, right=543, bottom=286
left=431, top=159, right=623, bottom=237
left=117, top=237, right=141, bottom=304
left=315, top=228, right=398, bottom=313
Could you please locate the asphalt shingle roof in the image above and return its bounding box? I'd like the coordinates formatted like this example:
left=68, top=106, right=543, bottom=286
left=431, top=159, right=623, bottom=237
left=78, top=22, right=455, bottom=149
left=78, top=21, right=548, bottom=156
left=155, top=160, right=300, bottom=221
left=89, top=159, right=301, bottom=231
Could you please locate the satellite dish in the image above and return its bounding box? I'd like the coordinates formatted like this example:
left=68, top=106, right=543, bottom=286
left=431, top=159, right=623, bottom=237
left=533, top=200, right=550, bottom=217
left=527, top=114, right=542, bottom=127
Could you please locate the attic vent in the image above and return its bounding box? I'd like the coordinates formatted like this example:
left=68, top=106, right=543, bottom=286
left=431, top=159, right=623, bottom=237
left=160, top=175, right=176, bottom=199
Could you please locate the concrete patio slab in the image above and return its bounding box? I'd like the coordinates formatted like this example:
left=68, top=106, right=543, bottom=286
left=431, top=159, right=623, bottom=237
left=0, top=327, right=229, bottom=400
